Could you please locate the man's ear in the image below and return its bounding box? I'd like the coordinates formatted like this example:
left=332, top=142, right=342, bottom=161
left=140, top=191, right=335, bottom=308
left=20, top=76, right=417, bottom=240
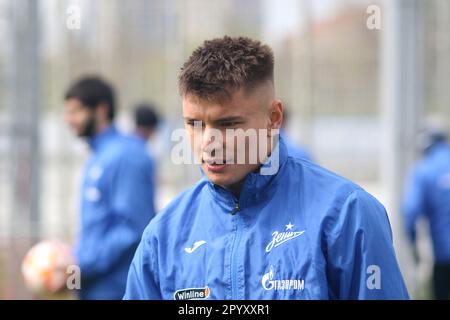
left=267, top=99, right=283, bottom=131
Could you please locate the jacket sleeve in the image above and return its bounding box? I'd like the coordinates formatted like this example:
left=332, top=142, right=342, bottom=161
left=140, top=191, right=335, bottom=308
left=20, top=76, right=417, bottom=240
left=325, top=188, right=410, bottom=300
left=402, top=168, right=427, bottom=244
left=78, top=155, right=156, bottom=280
left=123, top=226, right=162, bottom=300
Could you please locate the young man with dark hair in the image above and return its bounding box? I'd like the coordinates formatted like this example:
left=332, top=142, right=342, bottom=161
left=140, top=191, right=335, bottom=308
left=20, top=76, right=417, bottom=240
left=124, top=36, right=409, bottom=300
left=64, top=76, right=156, bottom=299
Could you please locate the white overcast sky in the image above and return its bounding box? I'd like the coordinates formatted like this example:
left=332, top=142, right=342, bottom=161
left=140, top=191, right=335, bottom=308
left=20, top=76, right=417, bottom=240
left=262, top=0, right=374, bottom=44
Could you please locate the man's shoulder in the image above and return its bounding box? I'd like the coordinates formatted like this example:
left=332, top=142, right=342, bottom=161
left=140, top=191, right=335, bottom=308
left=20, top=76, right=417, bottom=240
left=287, top=155, right=361, bottom=198
left=284, top=156, right=386, bottom=223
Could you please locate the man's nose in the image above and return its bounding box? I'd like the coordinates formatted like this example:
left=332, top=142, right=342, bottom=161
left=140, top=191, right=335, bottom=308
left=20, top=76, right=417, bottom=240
left=201, top=126, right=223, bottom=154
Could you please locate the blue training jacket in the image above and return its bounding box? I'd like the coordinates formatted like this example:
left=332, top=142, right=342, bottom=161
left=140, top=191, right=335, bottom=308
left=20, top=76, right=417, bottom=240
left=124, top=138, right=408, bottom=300
left=76, top=125, right=156, bottom=299
left=403, top=142, right=450, bottom=263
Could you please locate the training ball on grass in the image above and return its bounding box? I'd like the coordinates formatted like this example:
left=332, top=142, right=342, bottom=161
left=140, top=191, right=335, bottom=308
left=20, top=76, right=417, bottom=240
left=21, top=240, right=75, bottom=295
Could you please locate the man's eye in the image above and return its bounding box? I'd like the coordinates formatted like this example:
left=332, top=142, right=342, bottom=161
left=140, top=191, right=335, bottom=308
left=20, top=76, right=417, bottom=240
left=221, top=121, right=239, bottom=127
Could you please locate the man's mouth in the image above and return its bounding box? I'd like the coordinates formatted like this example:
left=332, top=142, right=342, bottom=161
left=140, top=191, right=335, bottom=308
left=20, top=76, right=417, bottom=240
left=202, top=158, right=228, bottom=173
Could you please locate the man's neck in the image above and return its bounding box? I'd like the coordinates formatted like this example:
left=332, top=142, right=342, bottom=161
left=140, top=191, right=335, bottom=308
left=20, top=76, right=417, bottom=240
left=88, top=123, right=112, bottom=150
left=224, top=181, right=244, bottom=199
left=95, top=121, right=110, bottom=135
left=222, top=164, right=263, bottom=199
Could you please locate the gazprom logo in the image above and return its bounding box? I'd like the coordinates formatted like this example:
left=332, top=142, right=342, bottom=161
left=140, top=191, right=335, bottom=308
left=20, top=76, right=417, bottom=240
left=261, top=265, right=305, bottom=291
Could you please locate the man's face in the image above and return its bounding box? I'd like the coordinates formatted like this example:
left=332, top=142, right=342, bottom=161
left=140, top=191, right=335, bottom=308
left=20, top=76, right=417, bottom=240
left=182, top=84, right=282, bottom=192
left=64, top=98, right=94, bottom=137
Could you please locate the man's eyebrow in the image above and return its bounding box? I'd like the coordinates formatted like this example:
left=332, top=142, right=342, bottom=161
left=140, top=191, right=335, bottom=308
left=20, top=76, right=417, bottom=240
left=183, top=116, right=244, bottom=123
left=214, top=116, right=244, bottom=123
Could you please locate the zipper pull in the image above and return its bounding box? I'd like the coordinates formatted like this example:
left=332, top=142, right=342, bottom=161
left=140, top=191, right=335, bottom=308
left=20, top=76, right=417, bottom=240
left=231, top=202, right=240, bottom=215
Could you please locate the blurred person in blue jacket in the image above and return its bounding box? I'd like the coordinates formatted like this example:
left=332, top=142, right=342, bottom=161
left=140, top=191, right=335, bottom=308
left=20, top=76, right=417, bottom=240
left=124, top=36, right=408, bottom=300
left=403, top=130, right=450, bottom=299
left=63, top=76, right=156, bottom=299
left=131, top=102, right=159, bottom=211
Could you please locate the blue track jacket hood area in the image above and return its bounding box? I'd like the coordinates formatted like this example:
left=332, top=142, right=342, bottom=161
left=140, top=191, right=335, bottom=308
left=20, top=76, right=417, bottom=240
left=124, top=138, right=409, bottom=300
left=76, top=125, right=156, bottom=299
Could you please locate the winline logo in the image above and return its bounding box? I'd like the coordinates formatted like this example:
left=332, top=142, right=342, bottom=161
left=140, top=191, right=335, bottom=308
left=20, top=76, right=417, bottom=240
left=174, top=286, right=210, bottom=300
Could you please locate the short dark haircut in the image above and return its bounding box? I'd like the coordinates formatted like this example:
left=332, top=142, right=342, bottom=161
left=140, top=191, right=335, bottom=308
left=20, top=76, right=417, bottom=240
left=134, top=103, right=160, bottom=128
left=65, top=76, right=116, bottom=121
left=179, top=36, right=274, bottom=102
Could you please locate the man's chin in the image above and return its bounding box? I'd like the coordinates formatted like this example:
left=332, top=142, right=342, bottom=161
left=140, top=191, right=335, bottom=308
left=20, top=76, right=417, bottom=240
left=74, top=132, right=88, bottom=139
left=203, top=167, right=242, bottom=189
left=204, top=170, right=232, bottom=186
left=76, top=127, right=94, bottom=138
left=204, top=172, right=228, bottom=185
